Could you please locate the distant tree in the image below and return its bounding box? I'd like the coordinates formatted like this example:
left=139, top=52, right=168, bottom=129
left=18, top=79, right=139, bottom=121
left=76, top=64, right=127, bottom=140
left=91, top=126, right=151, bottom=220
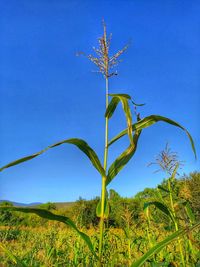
left=108, top=189, right=123, bottom=227
left=183, top=172, right=200, bottom=217
left=108, top=189, right=143, bottom=227
left=134, top=188, right=156, bottom=200
left=0, top=201, right=13, bottom=207
left=71, top=197, right=100, bottom=228
left=109, top=189, right=121, bottom=201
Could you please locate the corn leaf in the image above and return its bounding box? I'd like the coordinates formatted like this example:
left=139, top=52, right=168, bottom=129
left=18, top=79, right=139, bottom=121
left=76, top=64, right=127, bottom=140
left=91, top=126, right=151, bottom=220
left=131, top=100, right=145, bottom=106
left=0, top=207, right=98, bottom=260
left=131, top=221, right=200, bottom=267
left=108, top=115, right=196, bottom=159
left=0, top=138, right=105, bottom=177
left=0, top=243, right=27, bottom=267
left=105, top=94, right=132, bottom=119
left=105, top=94, right=133, bottom=144
left=106, top=131, right=141, bottom=186
left=144, top=201, right=175, bottom=223
left=105, top=97, right=120, bottom=119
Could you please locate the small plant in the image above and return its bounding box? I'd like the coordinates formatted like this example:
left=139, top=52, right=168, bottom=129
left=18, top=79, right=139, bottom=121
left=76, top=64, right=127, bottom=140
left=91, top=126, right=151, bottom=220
left=0, top=21, right=198, bottom=266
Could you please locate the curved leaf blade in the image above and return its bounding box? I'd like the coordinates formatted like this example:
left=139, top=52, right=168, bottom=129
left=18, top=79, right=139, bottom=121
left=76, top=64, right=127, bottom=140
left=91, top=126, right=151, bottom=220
left=109, top=93, right=131, bottom=99
left=108, top=115, right=196, bottom=159
left=131, top=221, right=200, bottom=267
left=0, top=207, right=98, bottom=260
left=0, top=138, right=105, bottom=177
left=105, top=97, right=120, bottom=119
left=0, top=154, right=42, bottom=171
left=144, top=201, right=174, bottom=223
left=106, top=131, right=141, bottom=186
left=131, top=100, right=145, bottom=107
left=105, top=94, right=133, bottom=144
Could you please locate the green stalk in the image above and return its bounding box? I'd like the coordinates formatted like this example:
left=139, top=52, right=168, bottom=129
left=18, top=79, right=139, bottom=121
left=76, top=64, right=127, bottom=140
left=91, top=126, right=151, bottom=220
left=127, top=228, right=131, bottom=266
left=145, top=207, right=156, bottom=263
left=146, top=207, right=153, bottom=249
left=99, top=77, right=109, bottom=264
left=168, top=178, right=185, bottom=266
left=128, top=238, right=131, bottom=266
left=184, top=202, right=196, bottom=263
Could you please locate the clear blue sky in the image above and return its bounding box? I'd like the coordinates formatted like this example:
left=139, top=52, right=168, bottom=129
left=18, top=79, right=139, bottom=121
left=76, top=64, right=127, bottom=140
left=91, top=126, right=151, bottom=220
left=0, top=0, right=199, bottom=203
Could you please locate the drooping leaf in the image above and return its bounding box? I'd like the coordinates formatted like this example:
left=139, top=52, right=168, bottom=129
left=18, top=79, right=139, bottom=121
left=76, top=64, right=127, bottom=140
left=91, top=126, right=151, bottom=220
left=105, top=93, right=144, bottom=118
left=106, top=131, right=141, bottom=186
left=0, top=138, right=106, bottom=177
left=131, top=100, right=145, bottom=107
left=108, top=115, right=196, bottom=159
left=131, top=221, right=200, bottom=267
left=105, top=97, right=120, bottom=119
left=109, top=93, right=131, bottom=100
left=0, top=244, right=27, bottom=267
left=144, top=201, right=175, bottom=223
left=0, top=207, right=98, bottom=259
left=105, top=94, right=131, bottom=119
left=105, top=94, right=133, bottom=144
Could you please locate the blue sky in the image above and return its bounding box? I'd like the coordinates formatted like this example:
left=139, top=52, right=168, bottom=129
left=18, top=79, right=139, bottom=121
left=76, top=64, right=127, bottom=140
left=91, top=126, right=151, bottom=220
left=0, top=0, right=199, bottom=203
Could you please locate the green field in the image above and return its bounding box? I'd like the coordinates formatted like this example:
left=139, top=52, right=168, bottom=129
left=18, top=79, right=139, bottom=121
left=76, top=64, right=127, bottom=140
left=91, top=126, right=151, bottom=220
left=0, top=171, right=199, bottom=266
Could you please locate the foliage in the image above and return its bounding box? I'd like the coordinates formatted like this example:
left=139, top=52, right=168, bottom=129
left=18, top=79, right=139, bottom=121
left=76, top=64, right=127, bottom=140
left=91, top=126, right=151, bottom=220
left=0, top=21, right=197, bottom=266
left=71, top=197, right=100, bottom=228
left=182, top=172, right=200, bottom=217
left=38, top=202, right=57, bottom=211
left=0, top=172, right=200, bottom=265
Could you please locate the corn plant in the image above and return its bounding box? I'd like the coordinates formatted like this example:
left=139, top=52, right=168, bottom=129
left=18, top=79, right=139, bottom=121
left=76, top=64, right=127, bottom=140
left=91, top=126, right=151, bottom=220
left=145, top=145, right=199, bottom=266
left=0, top=21, right=198, bottom=266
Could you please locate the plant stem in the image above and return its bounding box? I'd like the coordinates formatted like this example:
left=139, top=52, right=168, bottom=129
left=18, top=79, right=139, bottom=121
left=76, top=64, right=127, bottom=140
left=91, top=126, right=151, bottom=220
left=145, top=207, right=156, bottom=263
left=168, top=178, right=185, bottom=267
left=128, top=238, right=131, bottom=266
left=99, top=77, right=109, bottom=264
left=146, top=207, right=152, bottom=249
left=127, top=220, right=131, bottom=266
left=104, top=78, right=109, bottom=170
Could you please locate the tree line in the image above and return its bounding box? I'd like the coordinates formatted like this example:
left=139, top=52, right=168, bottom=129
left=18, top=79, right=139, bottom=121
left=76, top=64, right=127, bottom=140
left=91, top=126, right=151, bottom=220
left=0, top=171, right=199, bottom=229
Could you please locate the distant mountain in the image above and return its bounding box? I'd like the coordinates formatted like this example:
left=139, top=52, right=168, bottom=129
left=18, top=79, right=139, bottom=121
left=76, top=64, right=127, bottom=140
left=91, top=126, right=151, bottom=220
left=0, top=200, right=75, bottom=209
left=0, top=200, right=42, bottom=207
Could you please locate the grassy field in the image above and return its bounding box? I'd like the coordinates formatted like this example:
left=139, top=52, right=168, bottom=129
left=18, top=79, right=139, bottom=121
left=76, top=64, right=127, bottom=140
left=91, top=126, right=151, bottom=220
left=0, top=220, right=199, bottom=266
left=0, top=171, right=200, bottom=267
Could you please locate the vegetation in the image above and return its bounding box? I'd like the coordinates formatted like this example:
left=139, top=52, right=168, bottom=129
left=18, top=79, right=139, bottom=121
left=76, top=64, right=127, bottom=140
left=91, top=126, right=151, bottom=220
left=0, top=171, right=200, bottom=266
left=0, top=22, right=199, bottom=266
